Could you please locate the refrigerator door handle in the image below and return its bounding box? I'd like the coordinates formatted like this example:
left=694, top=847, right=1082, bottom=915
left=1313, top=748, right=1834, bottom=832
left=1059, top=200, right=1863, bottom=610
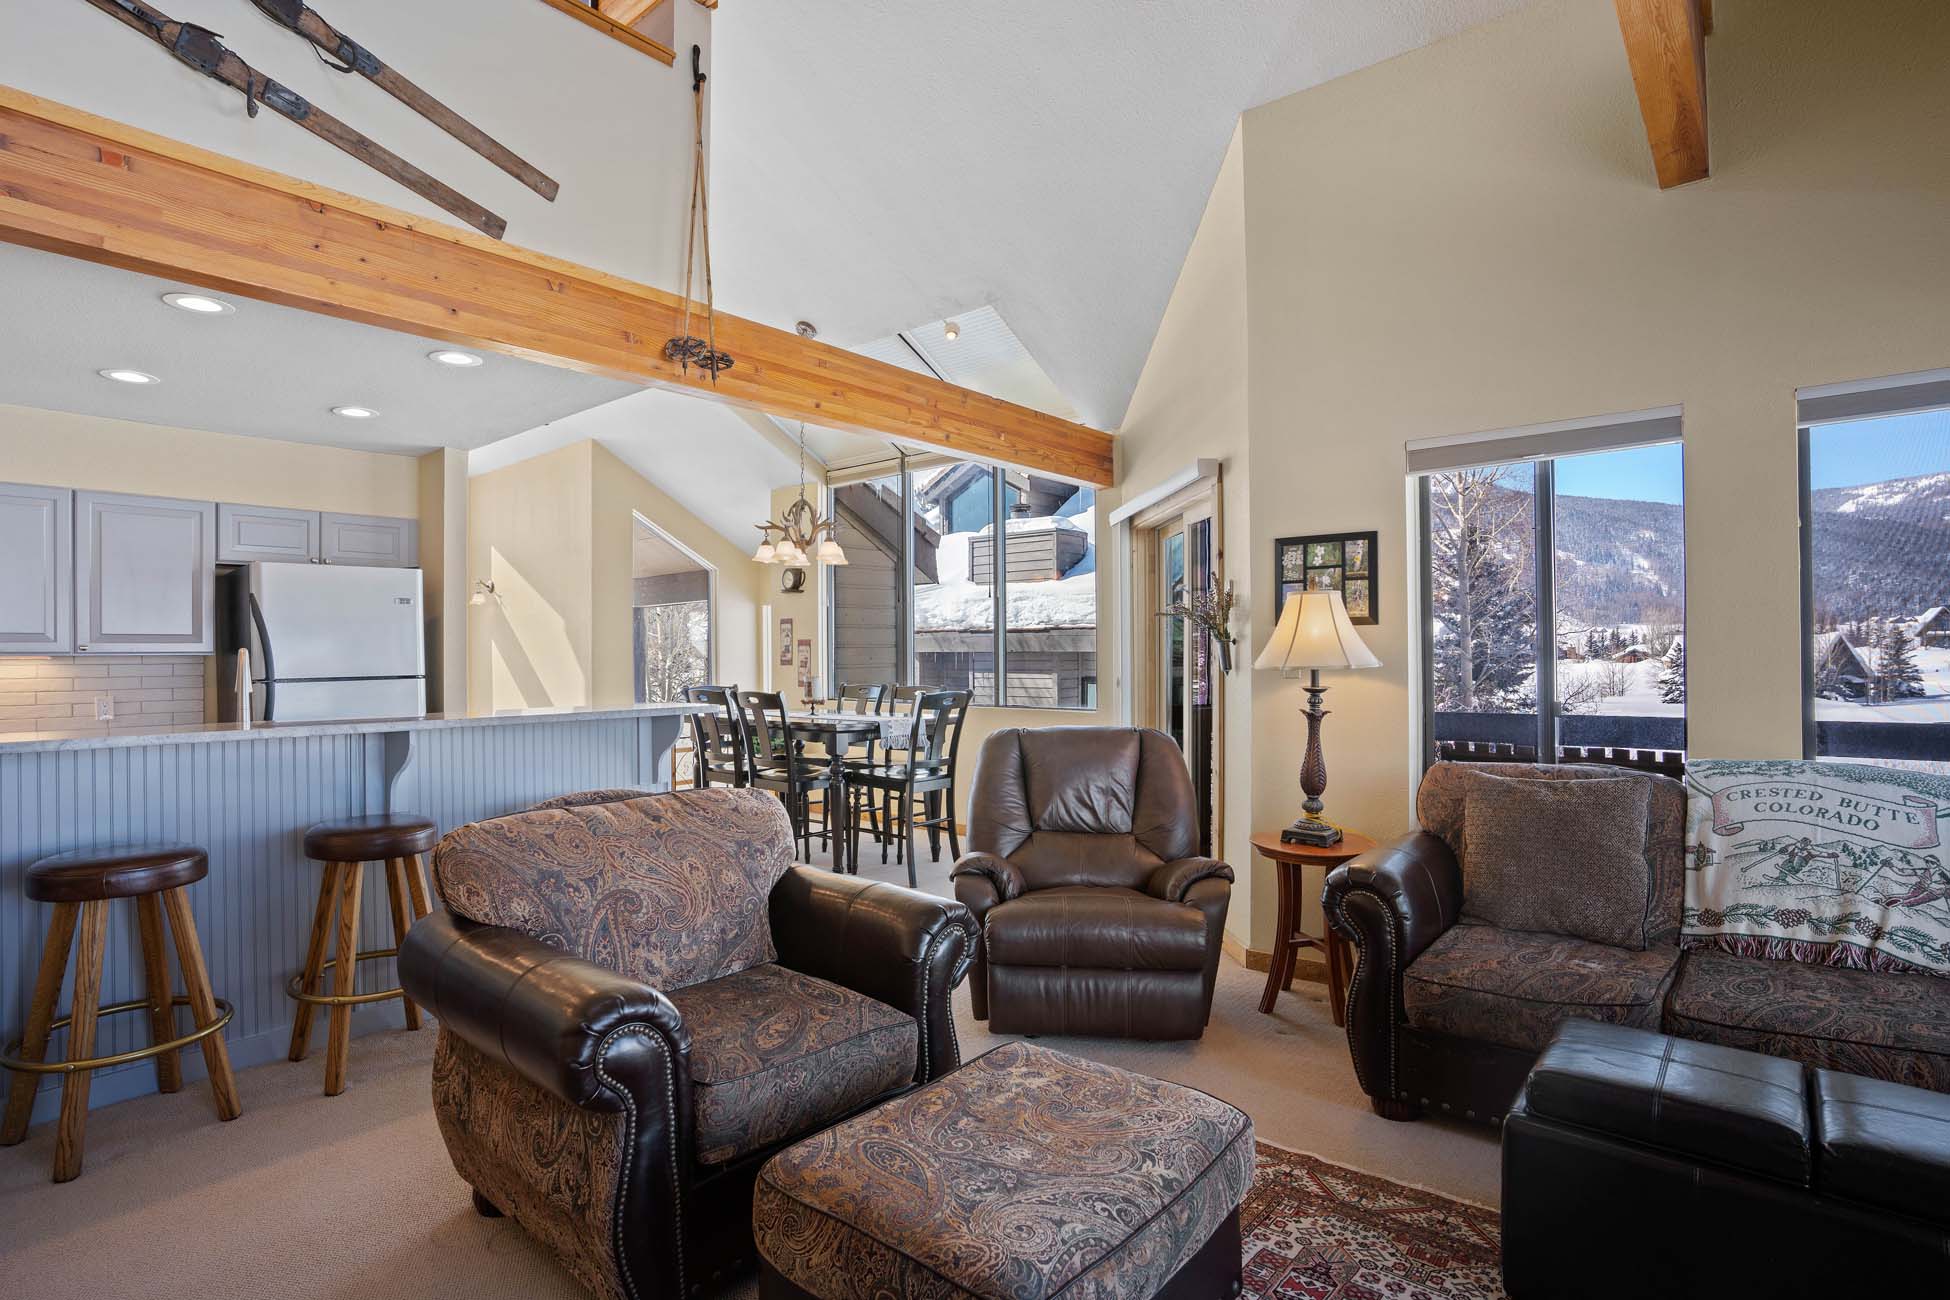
left=248, top=592, right=276, bottom=722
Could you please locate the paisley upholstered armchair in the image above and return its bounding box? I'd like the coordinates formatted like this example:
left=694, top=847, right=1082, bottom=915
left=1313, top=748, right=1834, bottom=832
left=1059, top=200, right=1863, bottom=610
left=399, top=787, right=976, bottom=1300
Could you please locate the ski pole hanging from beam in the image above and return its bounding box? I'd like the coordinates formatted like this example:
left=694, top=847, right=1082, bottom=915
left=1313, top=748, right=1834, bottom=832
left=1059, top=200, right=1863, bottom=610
left=245, top=0, right=560, bottom=202
left=76, top=0, right=509, bottom=239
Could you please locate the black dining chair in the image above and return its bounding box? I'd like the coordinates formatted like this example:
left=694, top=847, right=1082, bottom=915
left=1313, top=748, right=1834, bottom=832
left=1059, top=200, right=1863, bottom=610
left=682, top=684, right=747, bottom=790
left=845, top=690, right=970, bottom=887
left=857, top=684, right=934, bottom=857
left=737, top=690, right=834, bottom=861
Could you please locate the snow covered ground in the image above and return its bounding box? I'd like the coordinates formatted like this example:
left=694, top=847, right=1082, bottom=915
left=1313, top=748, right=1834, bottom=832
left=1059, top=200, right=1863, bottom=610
left=1813, top=643, right=1950, bottom=723
left=1554, top=657, right=1683, bottom=717
left=1549, top=645, right=1950, bottom=721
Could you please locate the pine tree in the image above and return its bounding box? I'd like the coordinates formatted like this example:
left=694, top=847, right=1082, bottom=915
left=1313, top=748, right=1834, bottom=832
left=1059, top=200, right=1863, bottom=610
left=1430, top=469, right=1536, bottom=711
left=1877, top=622, right=1926, bottom=699
left=1658, top=637, right=1686, bottom=704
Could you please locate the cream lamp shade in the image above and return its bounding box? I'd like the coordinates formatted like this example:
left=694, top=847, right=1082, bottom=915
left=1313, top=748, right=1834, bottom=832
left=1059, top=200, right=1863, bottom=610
left=1253, top=589, right=1381, bottom=675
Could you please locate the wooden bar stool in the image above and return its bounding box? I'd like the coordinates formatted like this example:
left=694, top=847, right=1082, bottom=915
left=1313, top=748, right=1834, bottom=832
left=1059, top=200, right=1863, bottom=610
left=1, top=846, right=241, bottom=1182
left=288, top=813, right=438, bottom=1096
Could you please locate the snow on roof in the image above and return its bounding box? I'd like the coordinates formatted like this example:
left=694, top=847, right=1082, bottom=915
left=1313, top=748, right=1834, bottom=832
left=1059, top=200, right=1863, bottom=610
left=978, top=513, right=1088, bottom=535
left=1813, top=632, right=1875, bottom=674
left=918, top=522, right=1095, bottom=631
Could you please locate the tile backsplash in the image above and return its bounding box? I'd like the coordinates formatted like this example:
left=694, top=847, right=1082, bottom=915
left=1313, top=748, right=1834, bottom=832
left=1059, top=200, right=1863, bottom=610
left=0, top=655, right=208, bottom=735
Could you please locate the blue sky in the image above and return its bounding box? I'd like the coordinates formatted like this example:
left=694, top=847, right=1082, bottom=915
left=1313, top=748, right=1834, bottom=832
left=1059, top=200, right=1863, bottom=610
left=1544, top=409, right=1950, bottom=502
left=1554, top=442, right=1684, bottom=504
left=1808, top=408, right=1950, bottom=490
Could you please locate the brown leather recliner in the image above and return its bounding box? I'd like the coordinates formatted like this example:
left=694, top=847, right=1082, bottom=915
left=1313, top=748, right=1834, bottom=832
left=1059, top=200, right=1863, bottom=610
left=951, top=727, right=1233, bottom=1040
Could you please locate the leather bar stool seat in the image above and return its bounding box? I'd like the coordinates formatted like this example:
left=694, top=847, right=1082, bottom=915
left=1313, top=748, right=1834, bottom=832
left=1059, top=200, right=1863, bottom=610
left=3, top=845, right=241, bottom=1182
left=302, top=813, right=439, bottom=863
left=26, top=844, right=208, bottom=903
left=289, top=813, right=438, bottom=1096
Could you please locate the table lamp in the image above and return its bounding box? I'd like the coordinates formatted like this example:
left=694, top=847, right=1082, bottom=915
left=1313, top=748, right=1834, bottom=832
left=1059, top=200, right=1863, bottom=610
left=1254, top=589, right=1381, bottom=845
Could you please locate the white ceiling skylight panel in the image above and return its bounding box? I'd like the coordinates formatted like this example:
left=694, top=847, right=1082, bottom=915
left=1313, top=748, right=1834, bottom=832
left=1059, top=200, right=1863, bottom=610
left=854, top=305, right=1078, bottom=422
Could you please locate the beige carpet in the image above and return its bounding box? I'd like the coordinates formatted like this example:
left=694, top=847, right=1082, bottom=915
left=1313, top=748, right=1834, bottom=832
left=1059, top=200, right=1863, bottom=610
left=0, top=847, right=1499, bottom=1299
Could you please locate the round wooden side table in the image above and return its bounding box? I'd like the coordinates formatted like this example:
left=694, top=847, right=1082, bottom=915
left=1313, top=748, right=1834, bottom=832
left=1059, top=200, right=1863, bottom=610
left=1253, top=827, right=1376, bottom=1026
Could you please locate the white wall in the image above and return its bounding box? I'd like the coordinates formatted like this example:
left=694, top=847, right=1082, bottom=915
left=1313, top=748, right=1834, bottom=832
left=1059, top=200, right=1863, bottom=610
left=1111, top=123, right=1256, bottom=947
left=0, top=0, right=709, bottom=287
left=1116, top=0, right=1950, bottom=948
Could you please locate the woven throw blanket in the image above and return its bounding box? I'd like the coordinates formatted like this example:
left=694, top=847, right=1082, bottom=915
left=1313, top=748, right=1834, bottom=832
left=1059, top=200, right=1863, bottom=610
left=1684, top=759, right=1950, bottom=977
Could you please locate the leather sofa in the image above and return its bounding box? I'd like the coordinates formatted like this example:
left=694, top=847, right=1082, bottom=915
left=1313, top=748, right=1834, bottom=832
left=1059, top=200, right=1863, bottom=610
left=951, top=726, right=1232, bottom=1040
left=1502, top=1020, right=1950, bottom=1296
left=1323, top=761, right=1950, bottom=1124
left=398, top=787, right=976, bottom=1300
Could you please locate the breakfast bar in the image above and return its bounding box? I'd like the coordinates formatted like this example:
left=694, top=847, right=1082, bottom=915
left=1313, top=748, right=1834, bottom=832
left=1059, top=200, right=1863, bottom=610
left=0, top=704, right=699, bottom=1125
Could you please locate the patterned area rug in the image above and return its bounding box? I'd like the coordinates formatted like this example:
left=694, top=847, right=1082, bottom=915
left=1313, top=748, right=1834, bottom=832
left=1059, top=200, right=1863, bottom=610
left=1242, top=1143, right=1504, bottom=1299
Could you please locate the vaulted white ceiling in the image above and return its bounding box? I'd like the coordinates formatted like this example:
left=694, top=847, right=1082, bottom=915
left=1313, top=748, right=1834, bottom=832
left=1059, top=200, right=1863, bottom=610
left=709, top=0, right=1530, bottom=430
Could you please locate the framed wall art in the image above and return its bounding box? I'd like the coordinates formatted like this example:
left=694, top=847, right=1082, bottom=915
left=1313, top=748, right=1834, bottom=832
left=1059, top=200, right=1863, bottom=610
left=1274, top=530, right=1377, bottom=626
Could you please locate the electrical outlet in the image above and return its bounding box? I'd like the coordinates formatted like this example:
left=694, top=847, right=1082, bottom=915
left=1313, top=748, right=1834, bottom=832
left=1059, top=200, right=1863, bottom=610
left=95, top=694, right=114, bottom=721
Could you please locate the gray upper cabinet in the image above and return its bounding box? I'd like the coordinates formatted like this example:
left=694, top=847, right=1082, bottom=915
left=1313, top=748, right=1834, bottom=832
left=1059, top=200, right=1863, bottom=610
left=218, top=503, right=321, bottom=564
left=0, top=483, right=74, bottom=653
left=76, top=490, right=217, bottom=654
left=321, top=512, right=418, bottom=567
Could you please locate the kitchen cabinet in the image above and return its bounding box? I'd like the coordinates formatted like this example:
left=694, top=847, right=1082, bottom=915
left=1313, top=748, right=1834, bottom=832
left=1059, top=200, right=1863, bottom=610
left=0, top=482, right=73, bottom=653
left=216, top=505, right=416, bottom=567
left=321, top=512, right=418, bottom=567
left=75, top=490, right=217, bottom=654
left=218, top=503, right=321, bottom=564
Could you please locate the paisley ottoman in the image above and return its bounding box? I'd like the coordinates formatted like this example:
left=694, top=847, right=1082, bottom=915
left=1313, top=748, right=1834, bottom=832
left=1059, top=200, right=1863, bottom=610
left=753, top=1040, right=1254, bottom=1300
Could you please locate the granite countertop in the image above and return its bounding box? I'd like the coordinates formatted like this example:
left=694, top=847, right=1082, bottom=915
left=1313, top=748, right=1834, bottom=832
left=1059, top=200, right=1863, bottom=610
left=0, top=703, right=704, bottom=755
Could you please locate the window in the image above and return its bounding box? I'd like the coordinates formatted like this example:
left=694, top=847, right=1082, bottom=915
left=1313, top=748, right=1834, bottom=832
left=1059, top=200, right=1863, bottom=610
left=1802, top=401, right=1950, bottom=768
left=830, top=462, right=1098, bottom=709
left=632, top=515, right=713, bottom=706
left=829, top=473, right=907, bottom=692
left=1001, top=475, right=1096, bottom=708
left=916, top=464, right=998, bottom=703
left=1418, top=429, right=1685, bottom=763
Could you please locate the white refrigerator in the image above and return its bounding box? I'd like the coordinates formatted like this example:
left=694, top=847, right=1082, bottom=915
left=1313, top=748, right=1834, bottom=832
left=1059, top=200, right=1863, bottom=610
left=243, top=563, right=426, bottom=722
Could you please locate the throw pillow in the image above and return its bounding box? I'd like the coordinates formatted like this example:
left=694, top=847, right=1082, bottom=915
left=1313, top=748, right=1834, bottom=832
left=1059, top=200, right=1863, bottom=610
left=1460, top=768, right=1656, bottom=950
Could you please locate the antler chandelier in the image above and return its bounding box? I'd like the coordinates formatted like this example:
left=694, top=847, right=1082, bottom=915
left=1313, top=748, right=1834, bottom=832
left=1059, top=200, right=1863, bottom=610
left=753, top=423, right=847, bottom=566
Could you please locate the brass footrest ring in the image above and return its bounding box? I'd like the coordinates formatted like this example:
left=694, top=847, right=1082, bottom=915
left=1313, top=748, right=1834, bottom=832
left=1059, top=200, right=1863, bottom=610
left=285, top=948, right=405, bottom=1007
left=1, top=996, right=235, bottom=1076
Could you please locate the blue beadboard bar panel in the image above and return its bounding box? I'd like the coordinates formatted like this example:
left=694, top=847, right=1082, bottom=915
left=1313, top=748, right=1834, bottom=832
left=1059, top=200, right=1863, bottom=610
left=1, top=712, right=683, bottom=1127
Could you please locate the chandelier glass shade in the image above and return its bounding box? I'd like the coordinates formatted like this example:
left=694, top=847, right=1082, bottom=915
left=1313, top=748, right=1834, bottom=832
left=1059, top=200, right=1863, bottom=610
left=754, top=426, right=848, bottom=566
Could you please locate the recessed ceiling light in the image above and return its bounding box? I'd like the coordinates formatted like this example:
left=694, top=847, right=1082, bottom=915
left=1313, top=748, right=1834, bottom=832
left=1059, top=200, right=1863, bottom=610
left=162, top=292, right=234, bottom=315
left=943, top=320, right=961, bottom=342
left=428, top=349, right=483, bottom=367
left=99, top=369, right=161, bottom=385
left=332, top=405, right=379, bottom=419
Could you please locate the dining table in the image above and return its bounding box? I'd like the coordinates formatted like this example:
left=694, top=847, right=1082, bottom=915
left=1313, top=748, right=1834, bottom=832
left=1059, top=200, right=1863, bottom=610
left=784, top=711, right=910, bottom=873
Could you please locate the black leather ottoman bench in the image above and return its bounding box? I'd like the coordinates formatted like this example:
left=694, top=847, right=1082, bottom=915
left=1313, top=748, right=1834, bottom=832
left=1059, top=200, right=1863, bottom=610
left=752, top=1040, right=1254, bottom=1299
left=1502, top=1019, right=1950, bottom=1299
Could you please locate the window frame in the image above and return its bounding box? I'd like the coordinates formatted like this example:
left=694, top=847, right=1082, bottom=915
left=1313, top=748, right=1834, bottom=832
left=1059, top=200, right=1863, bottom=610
left=1415, top=437, right=1687, bottom=772
left=1796, top=377, right=1950, bottom=765
left=828, top=462, right=1098, bottom=711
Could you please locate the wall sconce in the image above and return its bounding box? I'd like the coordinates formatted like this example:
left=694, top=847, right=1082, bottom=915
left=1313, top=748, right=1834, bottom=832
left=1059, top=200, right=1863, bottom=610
left=469, top=579, right=497, bottom=607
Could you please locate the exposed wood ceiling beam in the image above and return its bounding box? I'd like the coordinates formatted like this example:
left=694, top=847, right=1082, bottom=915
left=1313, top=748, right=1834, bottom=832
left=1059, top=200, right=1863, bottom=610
left=1613, top=0, right=1710, bottom=189
left=0, top=88, right=1114, bottom=485
left=595, top=0, right=665, bottom=24
left=532, top=0, right=675, bottom=64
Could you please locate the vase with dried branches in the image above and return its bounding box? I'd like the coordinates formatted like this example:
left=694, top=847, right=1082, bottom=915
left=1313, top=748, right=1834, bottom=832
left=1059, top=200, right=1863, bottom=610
left=1159, top=581, right=1239, bottom=673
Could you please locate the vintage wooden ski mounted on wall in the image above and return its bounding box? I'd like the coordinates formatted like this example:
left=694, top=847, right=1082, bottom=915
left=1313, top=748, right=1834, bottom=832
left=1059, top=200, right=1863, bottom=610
left=246, top=0, right=560, bottom=201
left=78, top=0, right=509, bottom=239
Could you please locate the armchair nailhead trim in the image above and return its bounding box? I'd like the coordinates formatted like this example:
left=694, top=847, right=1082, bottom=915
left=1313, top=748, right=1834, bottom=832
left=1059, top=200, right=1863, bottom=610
left=1330, top=887, right=1403, bottom=1099
left=595, top=1023, right=683, bottom=1300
